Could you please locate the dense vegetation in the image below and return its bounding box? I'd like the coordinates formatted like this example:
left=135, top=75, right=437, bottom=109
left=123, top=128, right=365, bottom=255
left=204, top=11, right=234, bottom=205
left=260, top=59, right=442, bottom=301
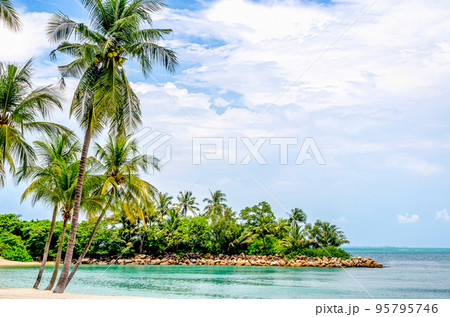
left=0, top=200, right=350, bottom=262
left=0, top=0, right=350, bottom=293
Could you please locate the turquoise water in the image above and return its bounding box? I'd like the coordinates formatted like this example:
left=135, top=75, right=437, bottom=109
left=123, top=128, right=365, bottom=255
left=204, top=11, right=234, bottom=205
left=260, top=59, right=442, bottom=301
left=1, top=248, right=449, bottom=298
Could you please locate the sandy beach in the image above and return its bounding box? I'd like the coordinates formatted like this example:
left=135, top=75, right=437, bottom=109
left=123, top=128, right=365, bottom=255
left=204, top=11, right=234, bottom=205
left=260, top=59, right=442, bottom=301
left=0, top=258, right=141, bottom=298
left=0, top=257, right=41, bottom=267
left=0, top=288, right=142, bottom=299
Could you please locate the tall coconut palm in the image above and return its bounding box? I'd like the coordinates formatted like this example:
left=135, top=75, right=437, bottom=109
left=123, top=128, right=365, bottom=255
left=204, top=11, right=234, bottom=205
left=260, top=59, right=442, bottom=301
left=0, top=0, right=21, bottom=31
left=16, top=132, right=79, bottom=289
left=176, top=190, right=199, bottom=217
left=0, top=60, right=65, bottom=187
left=21, top=149, right=102, bottom=290
left=203, top=190, right=227, bottom=217
left=49, top=0, right=177, bottom=293
left=66, top=134, right=158, bottom=287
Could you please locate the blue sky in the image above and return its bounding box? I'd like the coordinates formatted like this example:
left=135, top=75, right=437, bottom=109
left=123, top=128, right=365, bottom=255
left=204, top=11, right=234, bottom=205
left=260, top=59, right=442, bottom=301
left=1, top=0, right=450, bottom=247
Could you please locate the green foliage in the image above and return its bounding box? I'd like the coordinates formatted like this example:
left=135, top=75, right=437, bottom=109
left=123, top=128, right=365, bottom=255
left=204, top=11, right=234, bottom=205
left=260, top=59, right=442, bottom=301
left=0, top=213, right=23, bottom=235
left=0, top=231, right=32, bottom=262
left=286, top=246, right=351, bottom=260
left=0, top=60, right=64, bottom=187
left=0, top=199, right=351, bottom=261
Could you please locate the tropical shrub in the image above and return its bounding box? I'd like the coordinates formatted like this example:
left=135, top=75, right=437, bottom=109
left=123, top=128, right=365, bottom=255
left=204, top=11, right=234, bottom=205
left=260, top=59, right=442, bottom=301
left=0, top=231, right=33, bottom=262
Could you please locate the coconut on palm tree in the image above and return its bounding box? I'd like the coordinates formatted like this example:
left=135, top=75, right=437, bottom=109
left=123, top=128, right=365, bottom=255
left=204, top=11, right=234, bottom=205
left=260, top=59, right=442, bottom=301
left=48, top=0, right=177, bottom=293
left=0, top=60, right=65, bottom=187
left=0, top=0, right=21, bottom=31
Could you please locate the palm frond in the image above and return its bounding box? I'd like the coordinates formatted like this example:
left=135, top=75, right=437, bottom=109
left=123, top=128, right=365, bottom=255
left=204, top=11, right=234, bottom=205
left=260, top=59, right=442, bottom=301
left=0, top=0, right=21, bottom=32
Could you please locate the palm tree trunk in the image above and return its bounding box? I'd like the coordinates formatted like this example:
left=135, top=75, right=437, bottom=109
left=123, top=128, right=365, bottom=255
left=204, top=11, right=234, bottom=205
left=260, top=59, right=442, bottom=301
left=139, top=231, right=145, bottom=254
left=65, top=204, right=108, bottom=287
left=53, top=123, right=92, bottom=293
left=45, top=217, right=68, bottom=290
left=33, top=205, right=58, bottom=289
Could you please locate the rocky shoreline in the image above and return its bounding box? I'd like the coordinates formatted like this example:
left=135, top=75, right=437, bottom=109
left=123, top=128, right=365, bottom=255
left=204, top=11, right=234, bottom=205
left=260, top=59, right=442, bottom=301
left=81, top=253, right=383, bottom=268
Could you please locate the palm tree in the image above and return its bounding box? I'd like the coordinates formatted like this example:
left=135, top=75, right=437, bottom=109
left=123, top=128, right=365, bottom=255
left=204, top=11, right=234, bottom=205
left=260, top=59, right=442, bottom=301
left=240, top=201, right=276, bottom=253
left=155, top=192, right=173, bottom=219
left=0, top=0, right=21, bottom=31
left=21, top=155, right=102, bottom=290
left=287, top=208, right=307, bottom=228
left=161, top=207, right=181, bottom=251
left=273, top=218, right=290, bottom=240
left=16, top=132, right=79, bottom=289
left=0, top=60, right=64, bottom=187
left=49, top=0, right=177, bottom=293
left=203, top=190, right=227, bottom=217
left=310, top=220, right=349, bottom=247
left=66, top=134, right=158, bottom=287
left=209, top=207, right=241, bottom=253
left=176, top=190, right=199, bottom=217
left=282, top=226, right=312, bottom=252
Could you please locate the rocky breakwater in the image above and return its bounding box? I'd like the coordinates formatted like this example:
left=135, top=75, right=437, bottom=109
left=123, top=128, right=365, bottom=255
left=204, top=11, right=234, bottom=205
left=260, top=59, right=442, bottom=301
left=81, top=253, right=383, bottom=268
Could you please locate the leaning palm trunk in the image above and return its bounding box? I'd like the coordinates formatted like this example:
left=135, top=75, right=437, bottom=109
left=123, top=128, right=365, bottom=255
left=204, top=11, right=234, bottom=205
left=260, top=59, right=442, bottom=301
left=33, top=205, right=58, bottom=289
left=53, top=124, right=92, bottom=293
left=65, top=202, right=109, bottom=287
left=45, top=217, right=68, bottom=290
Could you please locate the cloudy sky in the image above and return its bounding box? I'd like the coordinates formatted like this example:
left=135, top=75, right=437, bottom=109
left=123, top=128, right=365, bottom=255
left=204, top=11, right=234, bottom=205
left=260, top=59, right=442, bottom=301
left=1, top=0, right=450, bottom=247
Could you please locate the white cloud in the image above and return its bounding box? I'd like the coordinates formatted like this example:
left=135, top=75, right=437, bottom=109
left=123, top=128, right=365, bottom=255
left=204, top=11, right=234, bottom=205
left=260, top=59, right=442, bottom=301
left=157, top=0, right=450, bottom=112
left=0, top=11, right=52, bottom=62
left=397, top=213, right=419, bottom=224
left=333, top=216, right=349, bottom=223
left=385, top=156, right=443, bottom=175
left=435, top=208, right=450, bottom=221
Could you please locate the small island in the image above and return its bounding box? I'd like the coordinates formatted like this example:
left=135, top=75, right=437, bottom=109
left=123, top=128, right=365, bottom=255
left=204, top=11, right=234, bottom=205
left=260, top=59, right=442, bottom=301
left=83, top=253, right=383, bottom=268
left=1, top=198, right=382, bottom=282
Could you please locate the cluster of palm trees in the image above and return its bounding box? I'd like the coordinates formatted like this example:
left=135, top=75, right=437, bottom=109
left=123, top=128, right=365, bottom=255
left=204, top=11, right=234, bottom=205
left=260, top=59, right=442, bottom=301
left=1, top=0, right=350, bottom=295
left=113, top=190, right=349, bottom=256
left=1, top=0, right=177, bottom=293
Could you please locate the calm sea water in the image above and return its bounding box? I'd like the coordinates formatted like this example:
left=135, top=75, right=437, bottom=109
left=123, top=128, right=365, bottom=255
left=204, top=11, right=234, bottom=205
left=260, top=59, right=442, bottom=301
left=1, top=248, right=449, bottom=298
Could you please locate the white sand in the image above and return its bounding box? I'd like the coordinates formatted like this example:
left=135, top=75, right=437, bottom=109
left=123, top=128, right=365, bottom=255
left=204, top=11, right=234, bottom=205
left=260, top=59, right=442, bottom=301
left=0, top=288, right=143, bottom=299
left=0, top=257, right=40, bottom=267
left=0, top=258, right=144, bottom=299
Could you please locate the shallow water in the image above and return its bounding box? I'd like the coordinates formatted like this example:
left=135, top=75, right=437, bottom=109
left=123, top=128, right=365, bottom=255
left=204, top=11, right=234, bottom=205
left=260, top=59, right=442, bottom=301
left=1, top=248, right=449, bottom=298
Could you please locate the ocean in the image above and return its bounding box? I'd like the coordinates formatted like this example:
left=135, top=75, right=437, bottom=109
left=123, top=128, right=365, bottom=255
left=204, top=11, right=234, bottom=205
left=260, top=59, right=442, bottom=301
left=1, top=248, right=449, bottom=298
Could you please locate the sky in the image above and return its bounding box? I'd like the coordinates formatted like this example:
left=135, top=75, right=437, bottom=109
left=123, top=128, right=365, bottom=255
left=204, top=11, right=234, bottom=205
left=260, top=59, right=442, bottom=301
left=1, top=0, right=450, bottom=247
